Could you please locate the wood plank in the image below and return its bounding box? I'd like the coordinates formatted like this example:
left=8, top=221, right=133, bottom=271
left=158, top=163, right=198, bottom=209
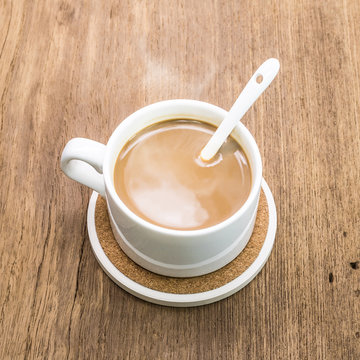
left=0, top=0, right=359, bottom=358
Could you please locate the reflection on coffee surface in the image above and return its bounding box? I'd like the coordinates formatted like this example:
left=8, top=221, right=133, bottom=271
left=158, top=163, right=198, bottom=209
left=114, top=120, right=251, bottom=230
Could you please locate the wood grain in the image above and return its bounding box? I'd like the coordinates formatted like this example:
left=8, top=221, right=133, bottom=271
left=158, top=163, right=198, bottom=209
left=0, top=0, right=359, bottom=358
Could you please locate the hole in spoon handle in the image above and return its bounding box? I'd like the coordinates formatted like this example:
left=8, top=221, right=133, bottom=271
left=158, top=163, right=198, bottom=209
left=256, top=74, right=263, bottom=84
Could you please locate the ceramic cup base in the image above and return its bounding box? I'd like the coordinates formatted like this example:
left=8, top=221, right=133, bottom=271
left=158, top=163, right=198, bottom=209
left=87, top=178, right=276, bottom=307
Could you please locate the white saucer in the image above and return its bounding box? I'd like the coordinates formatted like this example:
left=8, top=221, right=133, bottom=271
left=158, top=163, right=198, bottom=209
left=87, top=178, right=277, bottom=307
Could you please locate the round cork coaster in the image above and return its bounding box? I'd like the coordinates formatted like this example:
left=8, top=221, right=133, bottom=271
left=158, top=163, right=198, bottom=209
left=87, top=179, right=276, bottom=307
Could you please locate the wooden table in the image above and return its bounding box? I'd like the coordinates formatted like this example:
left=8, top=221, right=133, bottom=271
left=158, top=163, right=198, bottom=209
left=1, top=1, right=359, bottom=358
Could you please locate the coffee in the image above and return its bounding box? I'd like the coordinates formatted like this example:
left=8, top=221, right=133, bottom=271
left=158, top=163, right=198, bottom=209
left=113, top=120, right=251, bottom=230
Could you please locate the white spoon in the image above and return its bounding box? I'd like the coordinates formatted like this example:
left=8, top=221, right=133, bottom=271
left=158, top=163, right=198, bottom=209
left=200, top=58, right=280, bottom=161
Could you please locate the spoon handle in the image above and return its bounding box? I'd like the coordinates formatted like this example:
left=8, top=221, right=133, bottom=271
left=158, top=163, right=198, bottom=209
left=200, top=58, right=280, bottom=161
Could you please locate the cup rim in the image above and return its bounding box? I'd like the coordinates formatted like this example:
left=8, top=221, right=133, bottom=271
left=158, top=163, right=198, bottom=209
left=103, top=99, right=262, bottom=236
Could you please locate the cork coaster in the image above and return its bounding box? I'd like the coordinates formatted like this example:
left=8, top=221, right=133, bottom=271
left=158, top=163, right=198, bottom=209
left=94, top=190, right=268, bottom=295
left=87, top=180, right=276, bottom=306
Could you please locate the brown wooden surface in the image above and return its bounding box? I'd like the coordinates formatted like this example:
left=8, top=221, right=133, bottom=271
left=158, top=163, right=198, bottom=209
left=1, top=0, right=359, bottom=359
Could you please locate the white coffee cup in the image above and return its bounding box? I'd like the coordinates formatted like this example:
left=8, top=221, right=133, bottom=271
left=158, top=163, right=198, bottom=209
left=61, top=100, right=262, bottom=277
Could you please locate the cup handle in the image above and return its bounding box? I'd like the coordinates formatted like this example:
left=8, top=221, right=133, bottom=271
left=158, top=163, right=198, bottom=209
left=61, top=138, right=106, bottom=196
